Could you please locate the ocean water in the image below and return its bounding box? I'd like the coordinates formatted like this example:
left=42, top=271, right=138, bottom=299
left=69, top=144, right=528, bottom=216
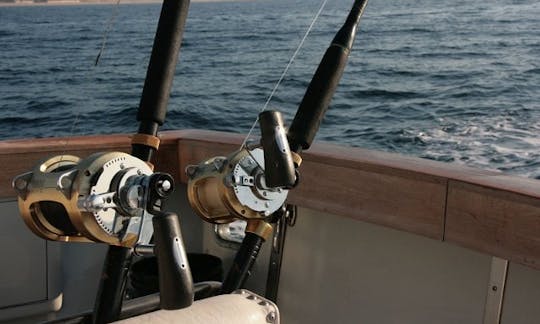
left=0, top=0, right=539, bottom=178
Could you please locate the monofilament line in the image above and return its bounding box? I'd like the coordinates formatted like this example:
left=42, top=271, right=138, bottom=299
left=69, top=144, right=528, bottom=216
left=95, top=0, right=122, bottom=66
left=240, top=0, right=329, bottom=149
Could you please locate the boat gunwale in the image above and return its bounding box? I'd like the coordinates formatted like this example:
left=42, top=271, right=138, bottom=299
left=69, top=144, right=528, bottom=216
left=1, top=129, right=540, bottom=270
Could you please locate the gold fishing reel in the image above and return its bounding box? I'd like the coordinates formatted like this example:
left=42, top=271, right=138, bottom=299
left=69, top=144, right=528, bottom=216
left=12, top=152, right=173, bottom=247
left=186, top=111, right=301, bottom=236
left=186, top=147, right=289, bottom=225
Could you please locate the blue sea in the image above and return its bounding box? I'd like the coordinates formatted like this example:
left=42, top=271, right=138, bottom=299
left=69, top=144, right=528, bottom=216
left=0, top=0, right=539, bottom=178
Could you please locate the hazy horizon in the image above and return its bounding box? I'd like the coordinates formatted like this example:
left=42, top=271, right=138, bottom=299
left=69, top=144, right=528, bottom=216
left=0, top=0, right=253, bottom=6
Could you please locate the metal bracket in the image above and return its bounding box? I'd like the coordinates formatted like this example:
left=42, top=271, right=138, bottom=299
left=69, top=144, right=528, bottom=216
left=265, top=205, right=296, bottom=302
left=483, top=257, right=508, bottom=324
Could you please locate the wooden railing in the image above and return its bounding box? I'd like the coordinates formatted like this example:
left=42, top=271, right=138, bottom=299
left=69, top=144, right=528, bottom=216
left=1, top=130, right=539, bottom=270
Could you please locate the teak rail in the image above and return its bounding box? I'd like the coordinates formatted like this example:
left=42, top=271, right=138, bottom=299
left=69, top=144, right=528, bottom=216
left=1, top=130, right=539, bottom=269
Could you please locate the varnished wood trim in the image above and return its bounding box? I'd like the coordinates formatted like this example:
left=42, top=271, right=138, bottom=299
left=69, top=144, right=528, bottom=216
left=0, top=131, right=184, bottom=154
left=445, top=180, right=540, bottom=270
left=288, top=159, right=446, bottom=240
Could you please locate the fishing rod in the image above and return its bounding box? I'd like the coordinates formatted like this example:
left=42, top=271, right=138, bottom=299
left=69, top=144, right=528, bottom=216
left=94, top=0, right=192, bottom=321
left=92, top=0, right=193, bottom=321
left=186, top=0, right=369, bottom=295
left=12, top=0, right=194, bottom=323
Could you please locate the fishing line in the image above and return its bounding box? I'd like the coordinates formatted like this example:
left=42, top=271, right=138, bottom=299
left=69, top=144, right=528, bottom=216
left=239, top=0, right=329, bottom=149
left=60, top=0, right=122, bottom=160
left=95, top=0, right=122, bottom=66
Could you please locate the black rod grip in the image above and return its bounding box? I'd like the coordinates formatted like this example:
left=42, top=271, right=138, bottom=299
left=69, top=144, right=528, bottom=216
left=221, top=232, right=264, bottom=294
left=288, top=0, right=368, bottom=152
left=259, top=111, right=296, bottom=188
left=133, top=0, right=191, bottom=161
left=152, top=212, right=194, bottom=310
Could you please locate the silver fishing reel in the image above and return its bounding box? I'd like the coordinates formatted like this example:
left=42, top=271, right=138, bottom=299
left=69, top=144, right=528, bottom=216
left=12, top=152, right=174, bottom=247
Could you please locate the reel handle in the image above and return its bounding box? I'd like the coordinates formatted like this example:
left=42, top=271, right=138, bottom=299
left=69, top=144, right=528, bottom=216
left=152, top=212, right=194, bottom=309
left=259, top=110, right=296, bottom=188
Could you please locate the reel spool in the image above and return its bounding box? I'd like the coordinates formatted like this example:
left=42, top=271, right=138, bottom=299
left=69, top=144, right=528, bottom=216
left=13, top=152, right=172, bottom=247
left=186, top=148, right=289, bottom=225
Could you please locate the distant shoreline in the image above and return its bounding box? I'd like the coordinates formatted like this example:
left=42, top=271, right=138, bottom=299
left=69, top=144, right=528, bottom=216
left=0, top=0, right=249, bottom=6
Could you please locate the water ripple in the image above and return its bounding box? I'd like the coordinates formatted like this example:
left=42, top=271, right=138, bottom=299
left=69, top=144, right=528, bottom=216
left=0, top=0, right=539, bottom=178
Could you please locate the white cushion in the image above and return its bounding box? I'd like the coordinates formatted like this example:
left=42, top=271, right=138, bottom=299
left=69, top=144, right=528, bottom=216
left=115, top=290, right=279, bottom=324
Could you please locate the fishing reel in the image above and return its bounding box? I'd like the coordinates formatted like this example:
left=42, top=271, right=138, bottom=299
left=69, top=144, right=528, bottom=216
left=186, top=111, right=300, bottom=233
left=12, top=151, right=174, bottom=247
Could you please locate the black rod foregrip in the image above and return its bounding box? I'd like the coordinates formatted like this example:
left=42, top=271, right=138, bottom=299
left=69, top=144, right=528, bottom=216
left=133, top=0, right=191, bottom=161
left=288, top=0, right=368, bottom=152
left=221, top=232, right=264, bottom=294
left=152, top=212, right=194, bottom=310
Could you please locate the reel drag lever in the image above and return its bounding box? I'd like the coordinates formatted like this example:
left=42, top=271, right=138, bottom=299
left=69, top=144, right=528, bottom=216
left=136, top=173, right=194, bottom=310
left=152, top=211, right=194, bottom=309
left=258, top=111, right=297, bottom=189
